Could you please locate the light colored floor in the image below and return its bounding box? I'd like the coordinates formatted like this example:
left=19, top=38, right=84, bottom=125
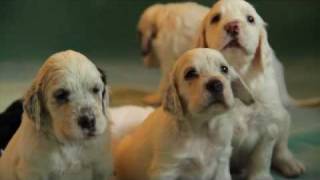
left=0, top=57, right=319, bottom=179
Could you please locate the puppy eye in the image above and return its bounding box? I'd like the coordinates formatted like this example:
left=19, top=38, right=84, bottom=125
left=92, top=86, right=100, bottom=94
left=184, top=67, right=199, bottom=80
left=211, top=13, right=221, bottom=24
left=54, top=89, right=70, bottom=103
left=220, top=65, right=229, bottom=74
left=247, top=15, right=255, bottom=24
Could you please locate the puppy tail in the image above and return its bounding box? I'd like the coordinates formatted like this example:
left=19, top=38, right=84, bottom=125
left=292, top=98, right=320, bottom=108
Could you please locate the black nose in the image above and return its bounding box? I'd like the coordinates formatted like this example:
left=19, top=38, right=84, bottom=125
left=78, top=115, right=95, bottom=130
left=224, top=21, right=239, bottom=37
left=206, top=80, right=224, bottom=94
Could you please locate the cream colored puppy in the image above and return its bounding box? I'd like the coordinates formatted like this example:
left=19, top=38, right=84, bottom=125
left=0, top=50, right=112, bottom=180
left=115, top=48, right=255, bottom=180
left=196, top=0, right=305, bottom=178
left=137, top=2, right=209, bottom=105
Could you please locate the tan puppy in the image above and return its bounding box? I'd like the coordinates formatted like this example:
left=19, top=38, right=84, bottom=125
left=196, top=0, right=305, bottom=178
left=139, top=2, right=320, bottom=108
left=115, top=48, right=255, bottom=180
left=137, top=2, right=209, bottom=105
left=0, top=50, right=113, bottom=180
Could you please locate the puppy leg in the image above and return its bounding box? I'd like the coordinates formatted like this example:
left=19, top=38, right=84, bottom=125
left=247, top=124, right=278, bottom=180
left=214, top=155, right=232, bottom=180
left=93, top=156, right=113, bottom=180
left=272, top=110, right=305, bottom=177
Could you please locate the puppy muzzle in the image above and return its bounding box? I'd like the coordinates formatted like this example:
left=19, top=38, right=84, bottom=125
left=206, top=79, right=226, bottom=106
left=77, top=108, right=96, bottom=137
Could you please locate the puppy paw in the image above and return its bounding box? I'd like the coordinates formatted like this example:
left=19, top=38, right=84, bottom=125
left=273, top=151, right=305, bottom=177
left=143, top=93, right=161, bottom=106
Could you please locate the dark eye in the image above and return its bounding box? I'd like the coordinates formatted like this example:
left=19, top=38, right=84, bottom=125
left=92, top=86, right=100, bottom=94
left=220, top=65, right=229, bottom=74
left=211, top=13, right=221, bottom=24
left=184, top=67, right=199, bottom=80
left=247, top=15, right=255, bottom=24
left=54, top=89, right=70, bottom=103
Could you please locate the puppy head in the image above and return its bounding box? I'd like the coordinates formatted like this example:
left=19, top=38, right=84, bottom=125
left=137, top=4, right=164, bottom=68
left=24, top=50, right=109, bottom=143
left=196, top=0, right=270, bottom=73
left=163, top=48, right=254, bottom=120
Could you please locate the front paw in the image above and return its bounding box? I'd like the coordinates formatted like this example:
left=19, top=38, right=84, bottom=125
left=273, top=151, right=305, bottom=177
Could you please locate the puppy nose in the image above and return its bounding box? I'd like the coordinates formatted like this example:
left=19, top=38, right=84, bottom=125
left=206, top=80, right=224, bottom=94
left=224, top=21, right=239, bottom=37
left=78, top=115, right=95, bottom=130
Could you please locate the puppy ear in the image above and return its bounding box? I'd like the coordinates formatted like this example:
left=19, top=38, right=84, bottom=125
left=97, top=67, right=109, bottom=116
left=251, top=27, right=272, bottom=74
left=23, top=82, right=45, bottom=130
left=162, top=72, right=184, bottom=118
left=140, top=27, right=157, bottom=56
left=194, top=15, right=209, bottom=48
left=230, top=68, right=255, bottom=105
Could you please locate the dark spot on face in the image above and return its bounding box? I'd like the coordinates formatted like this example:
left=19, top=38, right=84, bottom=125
left=184, top=67, right=199, bottom=81
left=220, top=65, right=229, bottom=74
left=92, top=86, right=100, bottom=95
left=211, top=13, right=221, bottom=24
left=247, top=15, right=255, bottom=24
left=53, top=88, right=70, bottom=104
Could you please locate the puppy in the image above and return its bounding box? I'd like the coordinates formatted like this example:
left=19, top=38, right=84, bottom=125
left=0, top=99, right=23, bottom=150
left=0, top=50, right=112, bottom=180
left=139, top=2, right=320, bottom=108
left=115, top=48, right=255, bottom=180
left=137, top=2, right=209, bottom=105
left=195, top=0, right=305, bottom=178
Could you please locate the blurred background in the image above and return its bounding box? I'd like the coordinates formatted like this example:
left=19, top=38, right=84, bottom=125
left=0, top=0, right=319, bottom=179
left=0, top=0, right=319, bottom=102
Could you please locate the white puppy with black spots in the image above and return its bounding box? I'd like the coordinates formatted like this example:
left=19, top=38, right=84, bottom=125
left=0, top=50, right=113, bottom=180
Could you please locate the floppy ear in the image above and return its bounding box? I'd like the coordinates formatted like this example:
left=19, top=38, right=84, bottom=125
left=97, top=67, right=109, bottom=116
left=140, top=26, right=157, bottom=56
left=230, top=68, right=255, bottom=105
left=194, top=15, right=209, bottom=48
left=251, top=27, right=272, bottom=74
left=23, top=82, right=45, bottom=130
left=162, top=71, right=184, bottom=118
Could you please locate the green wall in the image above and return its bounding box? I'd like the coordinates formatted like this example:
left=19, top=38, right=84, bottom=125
left=0, top=0, right=319, bottom=61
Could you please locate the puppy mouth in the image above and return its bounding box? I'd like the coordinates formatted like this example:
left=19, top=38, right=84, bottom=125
left=83, top=129, right=97, bottom=139
left=205, top=96, right=229, bottom=110
left=222, top=39, right=247, bottom=53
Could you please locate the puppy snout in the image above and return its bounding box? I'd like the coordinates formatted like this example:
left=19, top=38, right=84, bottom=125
left=206, top=79, right=224, bottom=95
left=78, top=114, right=96, bottom=131
left=224, top=21, right=239, bottom=37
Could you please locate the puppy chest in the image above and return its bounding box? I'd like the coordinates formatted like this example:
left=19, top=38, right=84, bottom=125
left=50, top=146, right=94, bottom=175
left=174, top=138, right=226, bottom=178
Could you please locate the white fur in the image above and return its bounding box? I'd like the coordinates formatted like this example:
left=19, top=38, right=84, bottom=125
left=110, top=105, right=154, bottom=143
left=196, top=0, right=305, bottom=178
left=0, top=50, right=113, bottom=180
left=114, top=49, right=255, bottom=180
left=137, top=2, right=209, bottom=105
